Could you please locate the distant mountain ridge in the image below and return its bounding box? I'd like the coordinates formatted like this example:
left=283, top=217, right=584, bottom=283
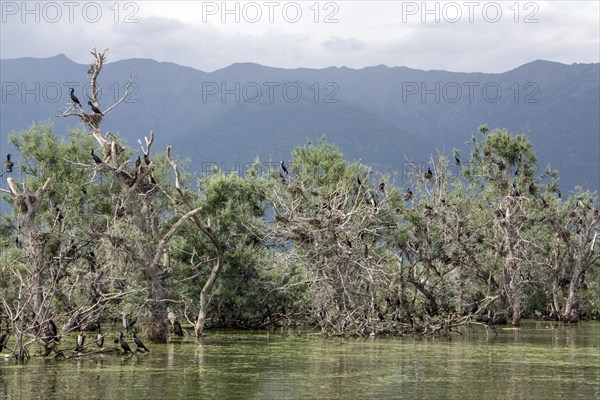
left=1, top=55, right=598, bottom=192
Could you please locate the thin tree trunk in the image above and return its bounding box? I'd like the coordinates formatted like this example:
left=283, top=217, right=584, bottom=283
left=195, top=257, right=224, bottom=337
left=563, top=259, right=583, bottom=322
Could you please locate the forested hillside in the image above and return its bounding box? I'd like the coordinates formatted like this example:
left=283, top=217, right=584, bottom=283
left=1, top=55, right=598, bottom=192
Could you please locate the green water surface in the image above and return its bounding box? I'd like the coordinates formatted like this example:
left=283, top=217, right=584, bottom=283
left=0, top=321, right=598, bottom=400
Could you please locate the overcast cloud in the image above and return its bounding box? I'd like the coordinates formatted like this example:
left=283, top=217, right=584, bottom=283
left=0, top=1, right=598, bottom=72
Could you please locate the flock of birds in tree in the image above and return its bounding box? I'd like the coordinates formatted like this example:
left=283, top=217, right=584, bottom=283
left=73, top=87, right=155, bottom=180
left=0, top=314, right=151, bottom=357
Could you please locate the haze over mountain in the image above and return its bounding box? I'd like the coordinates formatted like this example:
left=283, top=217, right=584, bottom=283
left=1, top=55, right=598, bottom=192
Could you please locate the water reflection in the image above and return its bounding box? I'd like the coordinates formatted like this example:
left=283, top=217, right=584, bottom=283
left=0, top=322, right=598, bottom=399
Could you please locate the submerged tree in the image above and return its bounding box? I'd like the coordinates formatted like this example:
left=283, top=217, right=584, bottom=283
left=168, top=160, right=271, bottom=335
left=0, top=125, right=128, bottom=360
left=268, top=139, right=404, bottom=335
left=543, top=189, right=600, bottom=321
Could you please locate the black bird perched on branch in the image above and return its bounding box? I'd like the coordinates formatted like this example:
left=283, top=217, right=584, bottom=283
left=47, top=319, right=59, bottom=342
left=173, top=320, right=184, bottom=336
left=4, top=154, right=14, bottom=173
left=280, top=160, right=289, bottom=176
left=135, top=156, right=141, bottom=169
left=167, top=307, right=185, bottom=336
left=455, top=156, right=461, bottom=166
left=357, top=174, right=362, bottom=186
left=88, top=100, right=103, bottom=115
left=133, top=333, right=149, bottom=353
left=379, top=181, right=385, bottom=193
left=91, top=149, right=103, bottom=164
left=424, top=167, right=433, bottom=180
left=70, top=88, right=82, bottom=108
left=365, top=192, right=377, bottom=207
left=143, top=153, right=150, bottom=165
left=404, top=188, right=413, bottom=201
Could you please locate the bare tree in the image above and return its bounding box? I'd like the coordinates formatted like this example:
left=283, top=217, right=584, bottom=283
left=57, top=48, right=201, bottom=341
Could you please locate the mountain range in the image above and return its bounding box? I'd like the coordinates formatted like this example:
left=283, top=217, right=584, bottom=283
left=1, top=54, right=598, bottom=192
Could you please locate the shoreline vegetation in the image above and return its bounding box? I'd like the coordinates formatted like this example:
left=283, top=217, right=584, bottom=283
left=1, top=49, right=598, bottom=361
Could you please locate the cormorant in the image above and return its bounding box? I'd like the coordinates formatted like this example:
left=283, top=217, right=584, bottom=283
left=70, top=88, right=82, bottom=108
left=91, top=149, right=103, bottom=164
left=48, top=319, right=58, bottom=339
left=482, top=310, right=507, bottom=326
left=357, top=175, right=362, bottom=186
left=173, top=320, right=184, bottom=336
left=529, top=183, right=536, bottom=195
left=424, top=167, right=433, bottom=180
left=135, top=156, right=141, bottom=169
left=379, top=181, right=385, bottom=193
left=119, top=338, right=133, bottom=355
left=149, top=174, right=156, bottom=185
left=143, top=153, right=150, bottom=165
left=280, top=160, right=289, bottom=176
left=455, top=156, right=461, bottom=166
left=4, top=154, right=14, bottom=173
left=403, top=188, right=413, bottom=201
left=76, top=332, right=85, bottom=351
left=88, top=101, right=103, bottom=115
left=365, top=192, right=377, bottom=207
left=132, top=333, right=149, bottom=353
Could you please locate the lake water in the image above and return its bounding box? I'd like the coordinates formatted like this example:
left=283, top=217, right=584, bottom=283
left=1, top=321, right=598, bottom=399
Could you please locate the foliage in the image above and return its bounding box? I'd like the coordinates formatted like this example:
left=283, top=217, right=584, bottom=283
left=1, top=104, right=599, bottom=360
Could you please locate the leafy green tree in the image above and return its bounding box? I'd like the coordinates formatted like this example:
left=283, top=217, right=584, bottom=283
left=463, top=126, right=561, bottom=324
left=170, top=163, right=273, bottom=332
left=1, top=123, right=126, bottom=359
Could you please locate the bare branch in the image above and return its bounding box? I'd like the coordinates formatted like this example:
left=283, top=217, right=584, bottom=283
left=152, top=207, right=203, bottom=267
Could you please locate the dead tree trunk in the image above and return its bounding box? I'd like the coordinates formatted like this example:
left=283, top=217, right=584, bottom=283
left=166, top=146, right=225, bottom=338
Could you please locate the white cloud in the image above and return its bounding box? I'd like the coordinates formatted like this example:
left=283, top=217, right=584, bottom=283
left=0, top=1, right=598, bottom=72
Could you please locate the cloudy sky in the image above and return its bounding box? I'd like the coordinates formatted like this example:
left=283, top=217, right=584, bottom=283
left=1, top=1, right=598, bottom=72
